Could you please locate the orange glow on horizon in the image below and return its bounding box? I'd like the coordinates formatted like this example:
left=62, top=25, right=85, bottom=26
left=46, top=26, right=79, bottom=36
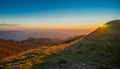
left=0, top=24, right=99, bottom=32
left=17, top=24, right=97, bottom=30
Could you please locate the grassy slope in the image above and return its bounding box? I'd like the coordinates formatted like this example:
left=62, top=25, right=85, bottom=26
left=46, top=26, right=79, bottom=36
left=0, top=39, right=41, bottom=62
left=0, top=35, right=84, bottom=68
left=39, top=20, right=120, bottom=69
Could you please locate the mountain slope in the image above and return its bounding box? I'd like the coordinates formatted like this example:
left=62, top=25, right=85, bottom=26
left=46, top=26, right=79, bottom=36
left=40, top=20, right=120, bottom=69
left=0, top=36, right=84, bottom=69
left=0, top=39, right=40, bottom=62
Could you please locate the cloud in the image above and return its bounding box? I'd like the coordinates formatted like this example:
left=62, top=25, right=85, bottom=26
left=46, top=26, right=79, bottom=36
left=0, top=23, right=19, bottom=27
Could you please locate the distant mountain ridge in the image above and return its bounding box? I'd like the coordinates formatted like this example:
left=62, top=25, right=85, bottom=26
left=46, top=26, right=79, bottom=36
left=23, top=37, right=61, bottom=46
left=0, top=30, right=80, bottom=41
left=22, top=35, right=85, bottom=46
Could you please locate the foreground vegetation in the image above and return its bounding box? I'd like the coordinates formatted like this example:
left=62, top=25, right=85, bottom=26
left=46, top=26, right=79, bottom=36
left=1, top=38, right=81, bottom=69
left=0, top=35, right=83, bottom=69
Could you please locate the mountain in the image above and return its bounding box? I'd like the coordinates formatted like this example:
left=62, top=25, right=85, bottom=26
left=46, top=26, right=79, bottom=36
left=39, top=20, right=120, bottom=69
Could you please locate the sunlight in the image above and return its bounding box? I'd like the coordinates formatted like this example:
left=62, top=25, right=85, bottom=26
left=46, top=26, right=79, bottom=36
left=99, top=24, right=108, bottom=28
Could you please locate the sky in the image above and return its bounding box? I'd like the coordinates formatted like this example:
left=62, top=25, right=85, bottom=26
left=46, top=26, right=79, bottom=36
left=0, top=0, right=120, bottom=31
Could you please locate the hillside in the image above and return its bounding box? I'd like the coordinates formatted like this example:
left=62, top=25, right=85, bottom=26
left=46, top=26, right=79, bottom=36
left=0, top=39, right=41, bottom=62
left=0, top=34, right=84, bottom=68
left=0, top=36, right=73, bottom=62
left=39, top=20, right=120, bottom=69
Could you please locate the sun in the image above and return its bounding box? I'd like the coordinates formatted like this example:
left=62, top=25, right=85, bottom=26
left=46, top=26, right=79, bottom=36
left=99, top=24, right=108, bottom=28
left=100, top=24, right=104, bottom=27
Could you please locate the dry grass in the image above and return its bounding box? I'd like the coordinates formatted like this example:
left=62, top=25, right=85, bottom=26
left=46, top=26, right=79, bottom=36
left=0, top=37, right=82, bottom=69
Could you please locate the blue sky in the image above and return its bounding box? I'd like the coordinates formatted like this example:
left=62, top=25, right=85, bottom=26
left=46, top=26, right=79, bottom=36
left=0, top=0, right=120, bottom=30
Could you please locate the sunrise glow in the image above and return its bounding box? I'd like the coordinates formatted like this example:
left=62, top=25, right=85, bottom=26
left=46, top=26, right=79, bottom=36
left=0, top=0, right=119, bottom=33
left=99, top=24, right=108, bottom=28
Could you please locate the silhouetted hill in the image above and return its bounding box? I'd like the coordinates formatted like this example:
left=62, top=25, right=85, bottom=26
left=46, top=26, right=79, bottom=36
left=23, top=37, right=61, bottom=46
left=39, top=20, right=120, bottom=69
left=22, top=35, right=85, bottom=46
left=60, top=35, right=85, bottom=44
left=53, top=35, right=85, bottom=45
